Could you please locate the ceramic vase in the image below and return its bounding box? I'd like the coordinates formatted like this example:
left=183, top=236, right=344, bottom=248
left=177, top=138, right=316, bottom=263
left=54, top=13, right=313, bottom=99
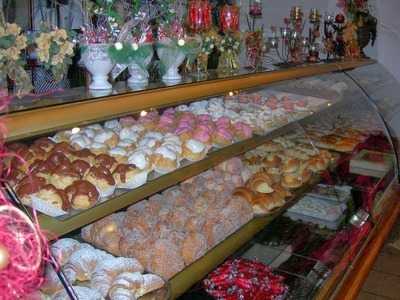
left=82, top=44, right=113, bottom=90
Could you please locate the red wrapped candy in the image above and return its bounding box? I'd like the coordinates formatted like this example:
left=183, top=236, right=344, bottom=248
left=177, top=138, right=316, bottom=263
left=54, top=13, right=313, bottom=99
left=220, top=5, right=240, bottom=33
left=187, top=0, right=212, bottom=33
left=203, top=258, right=288, bottom=300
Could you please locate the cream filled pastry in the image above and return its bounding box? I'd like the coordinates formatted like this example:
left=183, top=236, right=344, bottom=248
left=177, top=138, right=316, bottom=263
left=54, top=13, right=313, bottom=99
left=104, top=119, right=121, bottom=132
left=138, top=137, right=160, bottom=149
left=119, top=127, right=140, bottom=142
left=182, top=139, right=208, bottom=161
left=112, top=164, right=149, bottom=189
left=94, top=154, right=118, bottom=171
left=34, top=184, right=70, bottom=211
left=108, top=147, right=128, bottom=163
left=94, top=130, right=119, bottom=148
left=117, top=139, right=135, bottom=151
left=127, top=150, right=152, bottom=171
left=50, top=163, right=81, bottom=190
left=152, top=146, right=179, bottom=174
left=65, top=180, right=99, bottom=210
left=16, top=176, right=47, bottom=205
left=84, top=166, right=116, bottom=198
left=70, top=135, right=92, bottom=150
left=89, top=142, right=109, bottom=155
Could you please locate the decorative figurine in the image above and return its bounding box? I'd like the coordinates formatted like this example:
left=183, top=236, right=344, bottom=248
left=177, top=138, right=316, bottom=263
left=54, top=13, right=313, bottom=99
left=308, top=8, right=321, bottom=62
left=324, top=13, right=346, bottom=60
left=343, top=21, right=360, bottom=59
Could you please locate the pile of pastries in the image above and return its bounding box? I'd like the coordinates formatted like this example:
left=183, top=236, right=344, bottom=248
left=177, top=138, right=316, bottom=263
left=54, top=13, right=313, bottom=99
left=81, top=158, right=254, bottom=280
left=41, top=238, right=165, bottom=300
left=237, top=136, right=335, bottom=215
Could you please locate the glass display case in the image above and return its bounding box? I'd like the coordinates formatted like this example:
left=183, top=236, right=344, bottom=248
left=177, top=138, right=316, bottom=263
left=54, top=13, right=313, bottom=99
left=3, top=61, right=400, bottom=300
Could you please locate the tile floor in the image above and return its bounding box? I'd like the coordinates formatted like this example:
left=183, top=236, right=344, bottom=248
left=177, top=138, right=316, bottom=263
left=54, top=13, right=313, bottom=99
left=357, top=220, right=400, bottom=300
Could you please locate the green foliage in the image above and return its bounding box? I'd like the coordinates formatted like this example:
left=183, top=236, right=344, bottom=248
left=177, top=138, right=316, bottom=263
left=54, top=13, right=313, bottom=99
left=108, top=42, right=153, bottom=67
left=0, top=35, right=16, bottom=49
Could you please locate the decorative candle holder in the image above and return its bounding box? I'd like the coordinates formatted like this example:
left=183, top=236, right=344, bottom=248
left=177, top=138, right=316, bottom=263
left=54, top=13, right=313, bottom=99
left=308, top=8, right=321, bottom=62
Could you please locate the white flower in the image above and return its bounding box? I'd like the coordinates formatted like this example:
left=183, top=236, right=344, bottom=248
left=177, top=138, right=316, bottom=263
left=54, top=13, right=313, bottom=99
left=114, top=42, right=123, bottom=50
left=228, top=49, right=232, bottom=53
left=221, top=40, right=225, bottom=44
left=205, top=37, right=210, bottom=42
left=132, top=43, right=139, bottom=51
left=220, top=47, right=225, bottom=52
left=178, top=39, right=185, bottom=47
left=210, top=44, right=214, bottom=49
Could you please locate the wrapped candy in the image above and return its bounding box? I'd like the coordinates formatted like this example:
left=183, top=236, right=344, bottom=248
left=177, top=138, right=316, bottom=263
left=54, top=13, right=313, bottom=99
left=203, top=258, right=288, bottom=300
left=220, top=5, right=240, bottom=33
left=187, top=0, right=212, bottom=33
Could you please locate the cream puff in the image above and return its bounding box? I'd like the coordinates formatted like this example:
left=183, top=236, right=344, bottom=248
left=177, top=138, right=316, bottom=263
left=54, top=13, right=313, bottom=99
left=112, top=164, right=148, bottom=189
left=65, top=180, right=99, bottom=210
left=71, top=149, right=96, bottom=165
left=16, top=176, right=47, bottom=205
left=70, top=135, right=92, bottom=150
left=108, top=147, right=128, bottom=163
left=94, top=130, right=119, bottom=148
left=152, top=146, right=179, bottom=174
left=71, top=159, right=91, bottom=178
left=127, top=149, right=152, bottom=172
left=33, top=137, right=55, bottom=153
left=94, top=154, right=118, bottom=171
left=34, top=184, right=70, bottom=211
left=119, top=127, right=140, bottom=142
left=89, top=142, right=109, bottom=155
left=104, top=119, right=121, bottom=132
left=182, top=139, right=208, bottom=161
left=50, top=163, right=80, bottom=190
left=30, top=160, right=56, bottom=181
left=84, top=166, right=116, bottom=198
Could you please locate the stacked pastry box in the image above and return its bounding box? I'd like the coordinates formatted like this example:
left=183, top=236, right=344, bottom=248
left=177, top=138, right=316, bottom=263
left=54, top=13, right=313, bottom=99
left=284, top=184, right=352, bottom=230
left=5, top=91, right=328, bottom=218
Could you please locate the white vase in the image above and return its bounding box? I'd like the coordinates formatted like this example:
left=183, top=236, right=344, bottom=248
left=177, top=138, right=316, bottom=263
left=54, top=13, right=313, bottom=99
left=156, top=45, right=186, bottom=85
left=128, top=50, right=153, bottom=87
left=82, top=44, right=113, bottom=90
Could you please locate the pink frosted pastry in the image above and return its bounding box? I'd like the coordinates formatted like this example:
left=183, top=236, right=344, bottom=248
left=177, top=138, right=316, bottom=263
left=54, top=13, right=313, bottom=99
left=233, top=122, right=253, bottom=141
left=215, top=116, right=231, bottom=129
left=175, top=124, right=193, bottom=141
left=196, top=114, right=212, bottom=124
left=192, top=125, right=212, bottom=144
left=212, top=126, right=233, bottom=147
left=265, top=96, right=279, bottom=109
left=295, top=99, right=308, bottom=111
left=119, top=116, right=137, bottom=127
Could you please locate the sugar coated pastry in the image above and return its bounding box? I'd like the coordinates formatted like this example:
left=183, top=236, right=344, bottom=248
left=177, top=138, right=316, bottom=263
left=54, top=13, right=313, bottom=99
left=108, top=147, right=128, bottom=163
left=152, top=146, right=179, bottom=174
left=94, top=130, right=119, bottom=148
left=127, top=150, right=152, bottom=171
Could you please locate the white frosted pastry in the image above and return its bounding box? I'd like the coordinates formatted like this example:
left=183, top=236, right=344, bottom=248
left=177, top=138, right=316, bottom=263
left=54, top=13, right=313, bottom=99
left=130, top=124, right=145, bottom=133
left=176, top=105, right=189, bottom=111
left=143, top=131, right=163, bottom=141
left=82, top=128, right=96, bottom=139
left=90, top=142, right=108, bottom=155
left=152, top=146, right=179, bottom=174
left=182, top=139, right=207, bottom=161
left=128, top=150, right=152, bottom=171
left=86, top=124, right=103, bottom=131
left=109, top=147, right=128, bottom=158
left=117, top=139, right=135, bottom=150
left=94, top=130, right=119, bottom=148
left=70, top=135, right=92, bottom=150
left=119, top=127, right=140, bottom=142
left=138, top=137, right=159, bottom=149
left=104, top=120, right=121, bottom=132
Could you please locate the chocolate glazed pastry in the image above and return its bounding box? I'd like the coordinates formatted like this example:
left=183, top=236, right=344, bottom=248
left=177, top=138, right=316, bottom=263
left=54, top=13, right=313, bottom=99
left=95, top=154, right=118, bottom=170
left=65, top=180, right=99, bottom=210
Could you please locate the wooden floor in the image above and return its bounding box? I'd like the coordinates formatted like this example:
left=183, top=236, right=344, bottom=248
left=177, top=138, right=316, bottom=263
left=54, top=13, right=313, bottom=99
left=357, top=219, right=400, bottom=300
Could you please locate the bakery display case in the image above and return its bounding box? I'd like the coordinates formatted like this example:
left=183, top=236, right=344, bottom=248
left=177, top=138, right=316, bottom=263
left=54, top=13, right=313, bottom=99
left=4, top=60, right=400, bottom=300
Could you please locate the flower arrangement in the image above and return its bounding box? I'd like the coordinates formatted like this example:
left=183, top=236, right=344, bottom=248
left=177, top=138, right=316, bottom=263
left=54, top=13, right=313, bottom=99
left=217, top=32, right=241, bottom=72
left=196, top=30, right=219, bottom=73
left=34, top=28, right=75, bottom=81
left=0, top=20, right=31, bottom=96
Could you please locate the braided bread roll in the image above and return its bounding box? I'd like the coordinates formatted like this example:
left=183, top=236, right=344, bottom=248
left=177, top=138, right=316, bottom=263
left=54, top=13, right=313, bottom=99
left=90, top=257, right=144, bottom=297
